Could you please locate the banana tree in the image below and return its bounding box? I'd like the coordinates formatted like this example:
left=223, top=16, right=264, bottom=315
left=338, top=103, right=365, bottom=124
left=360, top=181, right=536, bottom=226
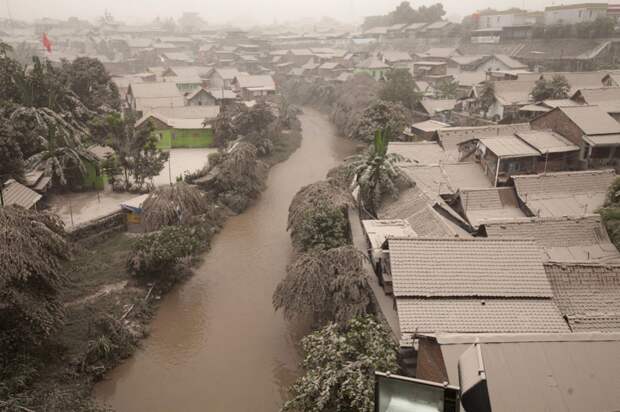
left=349, top=127, right=413, bottom=217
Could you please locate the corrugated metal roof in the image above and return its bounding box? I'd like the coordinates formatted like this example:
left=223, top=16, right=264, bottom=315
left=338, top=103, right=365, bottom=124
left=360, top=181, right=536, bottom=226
left=387, top=142, right=448, bottom=165
left=468, top=335, right=620, bottom=411
left=361, top=219, right=416, bottom=250
left=545, top=263, right=620, bottom=331
left=479, top=135, right=540, bottom=158
left=2, top=180, right=41, bottom=209
left=559, top=105, right=620, bottom=136
left=396, top=298, right=569, bottom=334
left=437, top=123, right=531, bottom=153
left=515, top=130, right=580, bottom=154
left=388, top=237, right=552, bottom=298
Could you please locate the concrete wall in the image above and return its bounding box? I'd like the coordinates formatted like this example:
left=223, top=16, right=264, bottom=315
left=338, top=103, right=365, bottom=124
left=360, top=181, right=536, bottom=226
left=545, top=6, right=608, bottom=25
left=66, top=210, right=126, bottom=247
left=154, top=128, right=214, bottom=149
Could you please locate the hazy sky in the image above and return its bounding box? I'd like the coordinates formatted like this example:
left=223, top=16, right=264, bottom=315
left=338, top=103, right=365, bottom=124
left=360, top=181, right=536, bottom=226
left=0, top=0, right=602, bottom=25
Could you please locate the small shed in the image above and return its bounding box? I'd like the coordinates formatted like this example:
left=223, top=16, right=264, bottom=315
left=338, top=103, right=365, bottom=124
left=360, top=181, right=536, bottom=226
left=120, top=194, right=149, bottom=233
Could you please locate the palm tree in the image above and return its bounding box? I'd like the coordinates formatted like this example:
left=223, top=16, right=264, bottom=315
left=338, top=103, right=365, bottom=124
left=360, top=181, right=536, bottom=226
left=349, top=127, right=412, bottom=217
left=26, top=124, right=95, bottom=186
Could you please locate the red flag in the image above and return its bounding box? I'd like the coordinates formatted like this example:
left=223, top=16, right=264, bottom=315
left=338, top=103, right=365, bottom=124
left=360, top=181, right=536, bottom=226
left=42, top=33, right=52, bottom=53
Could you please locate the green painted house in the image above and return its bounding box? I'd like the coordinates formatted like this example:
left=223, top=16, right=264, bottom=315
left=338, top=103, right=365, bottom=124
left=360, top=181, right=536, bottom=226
left=136, top=106, right=220, bottom=149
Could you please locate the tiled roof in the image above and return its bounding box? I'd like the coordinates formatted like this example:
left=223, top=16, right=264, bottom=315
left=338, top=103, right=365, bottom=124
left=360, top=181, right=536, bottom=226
left=512, top=170, right=615, bottom=218
left=379, top=185, right=432, bottom=221
left=236, top=74, right=276, bottom=90
left=545, top=263, right=620, bottom=331
left=419, top=99, right=456, bottom=116
left=494, top=54, right=527, bottom=69
left=400, top=163, right=491, bottom=198
left=484, top=215, right=620, bottom=263
left=459, top=187, right=525, bottom=227
left=396, top=298, right=569, bottom=333
left=405, top=205, right=471, bottom=238
left=388, top=237, right=552, bottom=298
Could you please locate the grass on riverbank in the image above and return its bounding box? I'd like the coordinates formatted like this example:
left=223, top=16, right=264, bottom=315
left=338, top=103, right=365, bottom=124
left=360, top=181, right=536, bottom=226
left=265, top=128, right=303, bottom=166
left=1, top=233, right=158, bottom=412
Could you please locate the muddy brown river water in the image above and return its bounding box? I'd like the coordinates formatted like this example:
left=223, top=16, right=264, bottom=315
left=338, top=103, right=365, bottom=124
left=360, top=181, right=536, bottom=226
left=94, top=109, right=356, bottom=411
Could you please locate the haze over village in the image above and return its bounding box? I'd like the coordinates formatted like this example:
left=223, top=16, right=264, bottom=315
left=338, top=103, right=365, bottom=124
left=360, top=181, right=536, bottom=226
left=1, top=1, right=620, bottom=411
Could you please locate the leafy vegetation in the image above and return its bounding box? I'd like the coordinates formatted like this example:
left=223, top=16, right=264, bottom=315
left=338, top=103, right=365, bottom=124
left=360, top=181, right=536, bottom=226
left=349, top=128, right=412, bottom=216
left=274, top=246, right=371, bottom=325
left=127, top=225, right=200, bottom=280
left=287, top=180, right=355, bottom=252
left=599, top=177, right=620, bottom=250
left=362, top=1, right=446, bottom=30
left=379, top=68, right=421, bottom=110
left=531, top=75, right=571, bottom=102
left=142, top=182, right=213, bottom=231
left=0, top=206, right=69, bottom=352
left=281, top=316, right=398, bottom=412
left=351, top=100, right=410, bottom=143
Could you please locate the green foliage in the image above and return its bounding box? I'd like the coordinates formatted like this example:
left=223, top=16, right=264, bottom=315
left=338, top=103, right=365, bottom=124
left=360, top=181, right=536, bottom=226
left=349, top=128, right=412, bottom=215
left=379, top=69, right=421, bottom=110
left=351, top=100, right=410, bottom=143
left=282, top=316, right=398, bottom=412
left=288, top=180, right=355, bottom=253
left=531, top=75, right=571, bottom=102
left=127, top=225, right=200, bottom=279
left=81, top=316, right=137, bottom=374
left=0, top=207, right=69, bottom=352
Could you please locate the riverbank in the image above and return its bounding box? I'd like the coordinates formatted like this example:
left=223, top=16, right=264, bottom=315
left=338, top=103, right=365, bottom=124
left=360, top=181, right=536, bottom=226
left=92, top=108, right=355, bottom=412
left=0, top=118, right=303, bottom=412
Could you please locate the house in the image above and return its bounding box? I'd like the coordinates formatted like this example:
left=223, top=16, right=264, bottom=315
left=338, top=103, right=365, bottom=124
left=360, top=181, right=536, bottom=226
left=478, top=79, right=537, bottom=121
left=233, top=75, right=276, bottom=100
left=126, top=82, right=185, bottom=114
left=388, top=141, right=449, bottom=164
left=83, top=144, right=115, bottom=190
left=412, top=61, right=448, bottom=81
left=409, top=120, right=450, bottom=141
left=456, top=187, right=526, bottom=228
left=1, top=179, right=42, bottom=209
left=403, top=22, right=428, bottom=37
left=477, top=9, right=539, bottom=29
left=185, top=87, right=237, bottom=106
left=570, top=87, right=620, bottom=119
left=483, top=215, right=620, bottom=263
left=415, top=47, right=461, bottom=63
left=206, top=67, right=243, bottom=90
left=458, top=131, right=580, bottom=184
left=436, top=123, right=533, bottom=160
left=415, top=332, right=620, bottom=412
left=361, top=219, right=416, bottom=276
left=412, top=98, right=457, bottom=122
left=317, top=62, right=346, bottom=78
left=530, top=105, right=620, bottom=169
left=512, top=169, right=616, bottom=217
left=545, top=262, right=620, bottom=331
left=354, top=57, right=389, bottom=81
left=379, top=50, right=413, bottom=68
left=136, top=106, right=220, bottom=149
left=418, top=21, right=454, bottom=38
left=385, top=237, right=569, bottom=345
left=544, top=2, right=609, bottom=25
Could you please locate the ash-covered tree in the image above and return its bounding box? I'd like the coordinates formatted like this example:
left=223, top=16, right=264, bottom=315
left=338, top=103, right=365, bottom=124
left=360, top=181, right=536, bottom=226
left=141, top=182, right=212, bottom=232
left=273, top=246, right=371, bottom=325
left=379, top=68, right=421, bottom=110
left=479, top=80, right=496, bottom=116
left=531, top=75, right=571, bottom=102
left=281, top=316, right=398, bottom=412
left=435, top=78, right=459, bottom=99
left=0, top=207, right=69, bottom=353
left=98, top=113, right=168, bottom=190
left=351, top=100, right=410, bottom=142
left=0, top=125, right=25, bottom=186
left=287, top=180, right=355, bottom=252
left=331, top=73, right=381, bottom=139
left=61, top=57, right=121, bottom=111
left=598, top=177, right=620, bottom=250
left=349, top=128, right=412, bottom=216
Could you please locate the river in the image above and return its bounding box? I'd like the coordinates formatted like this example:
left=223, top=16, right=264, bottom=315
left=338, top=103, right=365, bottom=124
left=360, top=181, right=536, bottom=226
left=94, top=108, right=356, bottom=411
